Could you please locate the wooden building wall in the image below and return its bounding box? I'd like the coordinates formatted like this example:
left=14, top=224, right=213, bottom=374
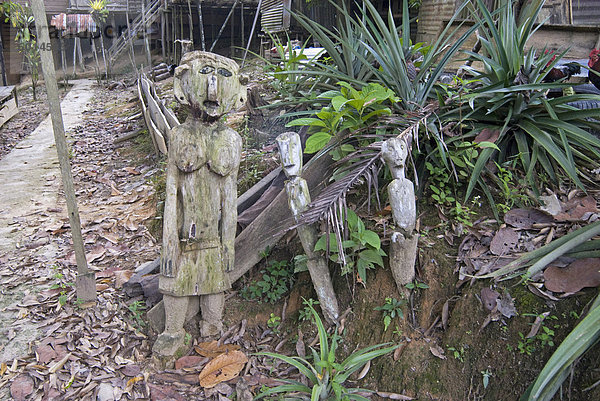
left=13, top=0, right=69, bottom=15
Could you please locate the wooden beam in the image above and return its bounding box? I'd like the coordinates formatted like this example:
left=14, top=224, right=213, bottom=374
left=31, top=0, right=96, bottom=302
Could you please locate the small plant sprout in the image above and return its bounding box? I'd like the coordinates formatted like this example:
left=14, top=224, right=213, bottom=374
left=447, top=345, right=466, bottom=362
left=267, top=313, right=281, bottom=333
left=481, top=369, right=492, bottom=389
left=298, top=298, right=320, bottom=322
left=255, top=302, right=398, bottom=401
left=405, top=280, right=429, bottom=291
left=374, top=297, right=406, bottom=331
left=128, top=301, right=146, bottom=330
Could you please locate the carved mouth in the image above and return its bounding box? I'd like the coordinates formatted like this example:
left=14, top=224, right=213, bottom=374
left=203, top=100, right=219, bottom=114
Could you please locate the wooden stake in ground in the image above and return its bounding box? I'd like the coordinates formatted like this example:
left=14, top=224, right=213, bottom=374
left=31, top=0, right=96, bottom=302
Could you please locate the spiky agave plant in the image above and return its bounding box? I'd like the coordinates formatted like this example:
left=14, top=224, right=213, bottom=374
left=442, top=0, right=600, bottom=202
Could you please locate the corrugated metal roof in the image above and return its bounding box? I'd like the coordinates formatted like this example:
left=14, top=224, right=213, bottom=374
left=572, top=0, right=600, bottom=26
left=50, top=13, right=97, bottom=34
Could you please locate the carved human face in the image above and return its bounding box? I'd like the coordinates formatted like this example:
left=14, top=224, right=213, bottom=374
left=381, top=137, right=408, bottom=178
left=276, top=132, right=303, bottom=178
left=174, top=51, right=246, bottom=120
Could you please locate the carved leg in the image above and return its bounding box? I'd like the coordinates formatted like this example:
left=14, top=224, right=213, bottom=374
left=152, top=295, right=190, bottom=359
left=199, top=292, right=224, bottom=337
left=389, top=232, right=419, bottom=294
left=298, top=225, right=340, bottom=324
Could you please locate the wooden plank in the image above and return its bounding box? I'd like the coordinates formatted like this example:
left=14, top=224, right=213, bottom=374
left=138, top=77, right=159, bottom=154
left=0, top=96, right=18, bottom=128
left=142, top=76, right=170, bottom=141
left=229, top=153, right=333, bottom=283
left=0, top=85, right=15, bottom=103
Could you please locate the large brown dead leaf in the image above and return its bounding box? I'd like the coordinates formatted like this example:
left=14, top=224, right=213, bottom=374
left=555, top=195, right=597, bottom=222
left=504, top=208, right=553, bottom=229
left=10, top=374, right=34, bottom=401
left=194, top=341, right=240, bottom=358
left=474, top=128, right=500, bottom=144
left=544, top=258, right=600, bottom=293
left=198, top=350, right=248, bottom=388
left=175, top=355, right=208, bottom=370
left=489, top=227, right=519, bottom=255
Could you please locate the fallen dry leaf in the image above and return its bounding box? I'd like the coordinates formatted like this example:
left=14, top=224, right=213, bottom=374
left=474, top=128, right=500, bottom=144
left=194, top=341, right=241, bottom=358
left=481, top=288, right=499, bottom=311
left=10, top=374, right=34, bottom=401
left=429, top=344, right=446, bottom=360
left=555, top=195, right=597, bottom=222
left=175, top=355, right=207, bottom=370
left=199, top=350, right=248, bottom=388
left=489, top=227, right=519, bottom=255
left=544, top=258, right=600, bottom=293
left=504, top=208, right=553, bottom=229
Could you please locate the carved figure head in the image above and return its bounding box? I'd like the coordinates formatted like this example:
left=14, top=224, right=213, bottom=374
left=174, top=51, right=246, bottom=121
left=276, top=132, right=303, bottom=178
left=381, top=137, right=408, bottom=179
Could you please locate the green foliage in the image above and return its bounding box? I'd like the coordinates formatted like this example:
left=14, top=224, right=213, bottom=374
left=447, top=345, right=466, bottom=362
left=287, top=82, right=397, bottom=154
left=444, top=0, right=600, bottom=200
left=481, top=369, right=492, bottom=389
left=241, top=259, right=294, bottom=304
left=267, top=313, right=281, bottom=333
left=522, top=295, right=600, bottom=401
left=50, top=265, right=74, bottom=307
left=2, top=1, right=40, bottom=100
left=128, top=300, right=146, bottom=329
left=255, top=301, right=398, bottom=401
left=374, top=297, right=405, bottom=331
left=298, top=298, right=320, bottom=323
left=494, top=161, right=531, bottom=214
left=405, top=280, right=429, bottom=291
left=291, top=0, right=478, bottom=111
left=314, top=209, right=386, bottom=283
left=88, top=0, right=109, bottom=23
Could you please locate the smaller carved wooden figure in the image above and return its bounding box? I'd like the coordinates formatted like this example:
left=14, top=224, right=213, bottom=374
left=277, top=132, right=340, bottom=324
left=153, top=51, right=245, bottom=359
left=382, top=137, right=419, bottom=291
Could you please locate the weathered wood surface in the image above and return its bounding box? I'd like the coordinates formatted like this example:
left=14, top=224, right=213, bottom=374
left=0, top=97, right=18, bottom=125
left=229, top=153, right=333, bottom=283
left=137, top=73, right=180, bottom=155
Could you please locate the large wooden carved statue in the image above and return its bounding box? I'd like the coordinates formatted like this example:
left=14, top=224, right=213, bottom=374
left=153, top=51, right=245, bottom=359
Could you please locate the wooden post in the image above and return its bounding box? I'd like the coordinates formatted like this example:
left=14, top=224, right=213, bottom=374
left=77, top=37, right=85, bottom=71
left=242, top=0, right=263, bottom=67
left=0, top=27, right=7, bottom=86
left=196, top=0, right=206, bottom=51
left=210, top=0, right=238, bottom=52
left=143, top=0, right=152, bottom=69
left=72, top=37, right=77, bottom=77
left=240, top=1, right=244, bottom=54
left=59, top=33, right=68, bottom=88
left=186, top=0, right=194, bottom=45
left=31, top=0, right=96, bottom=302
left=126, top=0, right=136, bottom=70
left=161, top=10, right=166, bottom=60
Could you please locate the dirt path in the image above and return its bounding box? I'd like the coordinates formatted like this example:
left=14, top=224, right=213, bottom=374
left=0, top=80, right=95, bottom=366
left=0, top=80, right=95, bottom=253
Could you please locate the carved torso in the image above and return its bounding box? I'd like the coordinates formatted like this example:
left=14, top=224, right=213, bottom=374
left=160, top=119, right=242, bottom=296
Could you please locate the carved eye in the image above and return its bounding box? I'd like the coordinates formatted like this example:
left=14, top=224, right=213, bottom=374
left=199, top=66, right=214, bottom=74
left=218, top=68, right=232, bottom=77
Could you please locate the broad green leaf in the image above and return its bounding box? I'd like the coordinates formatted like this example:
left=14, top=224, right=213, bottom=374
left=286, top=118, right=326, bottom=128
left=305, top=132, right=333, bottom=154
